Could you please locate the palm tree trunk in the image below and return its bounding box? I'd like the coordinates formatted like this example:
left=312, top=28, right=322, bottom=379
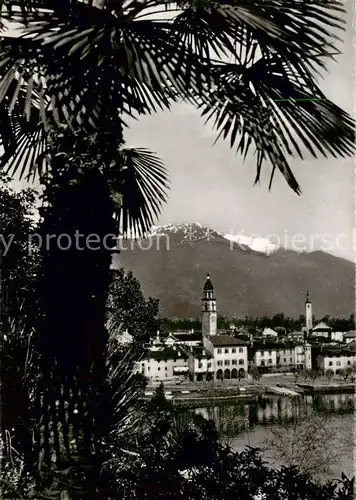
left=33, top=157, right=116, bottom=498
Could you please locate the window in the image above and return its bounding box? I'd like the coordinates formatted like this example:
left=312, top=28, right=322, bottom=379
left=290, top=358, right=293, bottom=363
left=158, top=367, right=161, bottom=371
left=165, top=374, right=168, bottom=378
left=268, top=359, right=272, bottom=364
left=347, top=360, right=351, bottom=365
left=217, top=360, right=223, bottom=366
left=261, top=360, right=265, bottom=366
left=165, top=367, right=168, bottom=371
left=217, top=348, right=222, bottom=354
left=329, top=361, right=333, bottom=366
left=225, top=348, right=229, bottom=353
left=207, top=362, right=212, bottom=368
left=224, top=360, right=230, bottom=366
left=232, top=360, right=237, bottom=365
left=283, top=358, right=287, bottom=363
left=148, top=366, right=150, bottom=371
left=198, top=362, right=203, bottom=368
left=336, top=361, right=341, bottom=366
left=239, top=348, right=243, bottom=353
left=260, top=351, right=264, bottom=356
left=269, top=351, right=272, bottom=356
left=232, top=348, right=236, bottom=353
left=239, top=359, right=244, bottom=365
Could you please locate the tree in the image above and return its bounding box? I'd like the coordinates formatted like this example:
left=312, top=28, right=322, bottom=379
left=292, top=367, right=301, bottom=384
left=325, top=369, right=334, bottom=383
left=309, top=370, right=320, bottom=386
left=262, top=412, right=343, bottom=479
left=0, top=1, right=355, bottom=497
left=0, top=175, right=40, bottom=477
left=249, top=365, right=261, bottom=384
left=107, top=268, right=159, bottom=345
left=105, top=386, right=355, bottom=500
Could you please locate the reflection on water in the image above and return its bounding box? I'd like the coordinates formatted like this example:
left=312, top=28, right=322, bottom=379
left=176, top=392, right=355, bottom=481
left=178, top=392, right=355, bottom=431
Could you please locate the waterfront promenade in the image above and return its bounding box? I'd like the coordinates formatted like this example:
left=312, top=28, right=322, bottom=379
left=145, top=373, right=356, bottom=404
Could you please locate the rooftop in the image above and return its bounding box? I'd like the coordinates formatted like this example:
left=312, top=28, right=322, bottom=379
left=190, top=345, right=213, bottom=359
left=312, top=321, right=332, bottom=332
left=203, top=273, right=214, bottom=291
left=208, top=335, right=247, bottom=347
left=147, top=346, right=189, bottom=361
left=173, top=332, right=202, bottom=342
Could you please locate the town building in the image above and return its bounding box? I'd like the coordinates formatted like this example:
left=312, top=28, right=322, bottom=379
left=135, top=275, right=353, bottom=383
left=187, top=345, right=214, bottom=381
left=134, top=345, right=189, bottom=382
left=316, top=345, right=356, bottom=373
left=344, top=331, right=356, bottom=344
left=310, top=321, right=332, bottom=339
left=203, top=335, right=248, bottom=380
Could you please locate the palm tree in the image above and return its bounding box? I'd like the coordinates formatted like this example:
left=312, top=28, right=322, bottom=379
left=0, top=1, right=354, bottom=497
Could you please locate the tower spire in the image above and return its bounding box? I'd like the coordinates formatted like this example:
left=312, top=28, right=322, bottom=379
left=201, top=273, right=217, bottom=336
left=305, top=289, right=313, bottom=332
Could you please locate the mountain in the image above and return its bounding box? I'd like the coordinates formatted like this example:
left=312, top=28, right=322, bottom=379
left=113, top=223, right=354, bottom=319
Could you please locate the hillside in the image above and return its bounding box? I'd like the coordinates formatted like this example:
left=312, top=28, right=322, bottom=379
left=113, top=223, right=354, bottom=319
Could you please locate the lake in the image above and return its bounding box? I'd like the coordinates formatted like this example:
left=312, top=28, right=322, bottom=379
left=179, top=392, right=355, bottom=482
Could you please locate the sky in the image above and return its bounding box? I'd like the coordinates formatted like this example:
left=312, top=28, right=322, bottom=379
left=123, top=1, right=355, bottom=262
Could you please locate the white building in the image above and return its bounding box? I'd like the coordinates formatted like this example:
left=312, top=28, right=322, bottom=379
left=344, top=331, right=356, bottom=344
left=262, top=327, right=278, bottom=338
left=187, top=345, right=214, bottom=382
left=310, top=321, right=332, bottom=339
left=254, top=345, right=278, bottom=370
left=316, top=346, right=356, bottom=373
left=135, top=346, right=189, bottom=382
left=330, top=331, right=344, bottom=342
left=203, top=335, right=248, bottom=380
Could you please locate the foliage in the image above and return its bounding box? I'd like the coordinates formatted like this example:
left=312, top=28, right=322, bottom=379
left=0, top=0, right=355, bottom=194
left=107, top=268, right=160, bottom=344
left=249, top=365, right=261, bottom=383
left=338, top=368, right=354, bottom=382
left=160, top=314, right=356, bottom=333
left=104, top=387, right=354, bottom=499
left=262, top=411, right=343, bottom=479
left=0, top=175, right=40, bottom=476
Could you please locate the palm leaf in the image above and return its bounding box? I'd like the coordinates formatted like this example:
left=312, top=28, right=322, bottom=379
left=109, top=147, right=170, bottom=238
left=0, top=0, right=354, bottom=193
left=199, top=56, right=355, bottom=193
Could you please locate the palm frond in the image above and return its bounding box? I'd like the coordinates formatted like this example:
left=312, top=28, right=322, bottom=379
left=0, top=0, right=354, bottom=193
left=107, top=339, right=146, bottom=440
left=199, top=56, right=355, bottom=193
left=109, top=147, right=170, bottom=238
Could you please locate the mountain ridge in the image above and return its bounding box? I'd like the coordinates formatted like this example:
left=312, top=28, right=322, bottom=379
left=113, top=223, right=354, bottom=319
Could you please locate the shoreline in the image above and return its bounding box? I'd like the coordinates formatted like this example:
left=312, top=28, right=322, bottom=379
left=141, top=382, right=355, bottom=406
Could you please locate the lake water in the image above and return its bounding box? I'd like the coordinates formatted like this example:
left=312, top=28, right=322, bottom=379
left=180, top=393, right=355, bottom=482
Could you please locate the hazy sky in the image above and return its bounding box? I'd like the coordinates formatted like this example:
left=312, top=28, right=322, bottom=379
left=124, top=1, right=354, bottom=262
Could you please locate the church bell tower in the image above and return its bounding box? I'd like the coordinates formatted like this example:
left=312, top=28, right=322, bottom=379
left=305, top=291, right=313, bottom=333
left=201, top=273, right=217, bottom=336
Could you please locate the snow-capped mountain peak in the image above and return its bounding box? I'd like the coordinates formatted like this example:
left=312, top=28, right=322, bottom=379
left=224, top=233, right=278, bottom=255
left=150, top=222, right=222, bottom=243
left=149, top=223, right=279, bottom=255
